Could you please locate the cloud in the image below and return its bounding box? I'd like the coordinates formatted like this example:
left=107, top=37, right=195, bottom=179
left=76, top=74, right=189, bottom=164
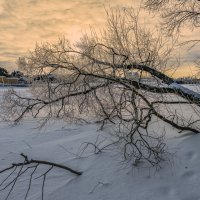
left=0, top=0, right=113, bottom=69
left=0, top=0, right=199, bottom=75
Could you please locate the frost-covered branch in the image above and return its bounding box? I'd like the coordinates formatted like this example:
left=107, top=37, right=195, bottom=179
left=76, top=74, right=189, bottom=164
left=0, top=153, right=81, bottom=200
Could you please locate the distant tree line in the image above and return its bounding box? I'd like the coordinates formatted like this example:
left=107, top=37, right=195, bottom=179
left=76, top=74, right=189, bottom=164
left=0, top=67, right=10, bottom=77
left=0, top=67, right=24, bottom=78
left=0, top=66, right=58, bottom=84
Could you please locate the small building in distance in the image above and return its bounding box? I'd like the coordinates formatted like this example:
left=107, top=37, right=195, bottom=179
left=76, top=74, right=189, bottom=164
left=0, top=76, right=6, bottom=83
left=0, top=76, right=19, bottom=85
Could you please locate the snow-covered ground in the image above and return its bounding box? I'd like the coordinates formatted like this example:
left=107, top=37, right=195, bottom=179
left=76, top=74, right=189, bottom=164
left=0, top=87, right=200, bottom=200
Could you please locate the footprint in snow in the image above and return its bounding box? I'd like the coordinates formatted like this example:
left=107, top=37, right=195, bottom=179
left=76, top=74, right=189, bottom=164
left=185, top=151, right=197, bottom=161
left=157, top=186, right=175, bottom=196
left=181, top=171, right=195, bottom=180
left=182, top=195, right=200, bottom=200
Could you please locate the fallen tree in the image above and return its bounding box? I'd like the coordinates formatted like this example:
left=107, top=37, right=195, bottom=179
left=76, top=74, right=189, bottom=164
left=1, top=8, right=200, bottom=166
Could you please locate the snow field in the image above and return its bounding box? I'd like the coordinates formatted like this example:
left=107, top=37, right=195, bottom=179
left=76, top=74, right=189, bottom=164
left=0, top=87, right=200, bottom=200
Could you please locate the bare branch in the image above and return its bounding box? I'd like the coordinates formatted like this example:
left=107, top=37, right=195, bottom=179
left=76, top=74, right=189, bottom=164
left=0, top=153, right=82, bottom=200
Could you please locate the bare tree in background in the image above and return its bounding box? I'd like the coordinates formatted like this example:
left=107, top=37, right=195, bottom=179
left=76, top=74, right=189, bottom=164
left=144, top=0, right=200, bottom=35
left=144, top=0, right=200, bottom=85
left=2, top=8, right=200, bottom=166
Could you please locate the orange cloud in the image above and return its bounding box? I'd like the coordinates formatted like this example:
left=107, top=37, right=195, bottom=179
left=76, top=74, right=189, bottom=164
left=0, top=0, right=199, bottom=77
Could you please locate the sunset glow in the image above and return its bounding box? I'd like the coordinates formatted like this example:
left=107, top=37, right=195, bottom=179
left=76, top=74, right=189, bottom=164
left=0, top=0, right=199, bottom=77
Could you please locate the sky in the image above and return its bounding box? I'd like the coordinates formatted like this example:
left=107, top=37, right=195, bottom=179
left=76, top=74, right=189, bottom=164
left=0, top=0, right=199, bottom=77
left=0, top=0, right=133, bottom=69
